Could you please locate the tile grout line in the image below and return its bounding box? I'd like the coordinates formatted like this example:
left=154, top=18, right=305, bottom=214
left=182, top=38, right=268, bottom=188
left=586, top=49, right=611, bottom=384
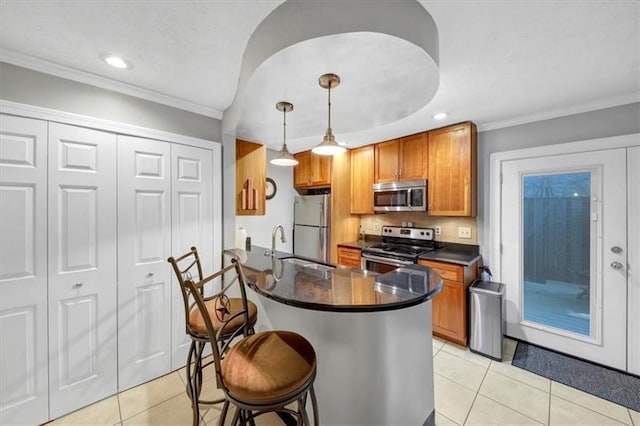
left=117, top=394, right=124, bottom=426
left=547, top=379, right=552, bottom=425
left=477, top=391, right=547, bottom=425
left=460, top=360, right=491, bottom=425
left=549, top=392, right=635, bottom=426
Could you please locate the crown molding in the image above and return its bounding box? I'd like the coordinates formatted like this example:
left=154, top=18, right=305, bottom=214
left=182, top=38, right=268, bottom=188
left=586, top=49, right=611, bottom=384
left=477, top=92, right=640, bottom=132
left=0, top=99, right=220, bottom=149
left=0, top=48, right=224, bottom=119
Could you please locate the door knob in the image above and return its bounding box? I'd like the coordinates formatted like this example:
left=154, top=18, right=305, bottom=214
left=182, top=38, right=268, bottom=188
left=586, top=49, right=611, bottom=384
left=610, top=246, right=623, bottom=254
left=610, top=261, right=623, bottom=270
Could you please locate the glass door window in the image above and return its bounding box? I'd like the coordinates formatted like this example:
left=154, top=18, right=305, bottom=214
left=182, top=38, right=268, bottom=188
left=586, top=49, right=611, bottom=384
left=522, top=172, right=592, bottom=336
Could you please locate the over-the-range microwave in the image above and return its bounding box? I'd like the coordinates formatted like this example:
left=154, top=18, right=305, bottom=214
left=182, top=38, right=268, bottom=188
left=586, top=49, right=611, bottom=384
left=372, top=179, right=427, bottom=212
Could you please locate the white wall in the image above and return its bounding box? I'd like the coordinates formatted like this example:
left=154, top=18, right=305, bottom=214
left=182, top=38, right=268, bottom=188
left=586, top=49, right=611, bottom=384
left=235, top=149, right=297, bottom=252
left=477, top=102, right=640, bottom=267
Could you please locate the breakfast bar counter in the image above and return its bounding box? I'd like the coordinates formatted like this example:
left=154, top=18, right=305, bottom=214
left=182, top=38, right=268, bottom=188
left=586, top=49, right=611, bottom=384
left=225, top=247, right=442, bottom=426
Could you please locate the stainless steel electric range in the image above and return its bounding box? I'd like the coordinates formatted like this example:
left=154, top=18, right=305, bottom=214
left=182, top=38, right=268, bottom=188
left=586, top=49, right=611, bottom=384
left=361, top=226, right=436, bottom=273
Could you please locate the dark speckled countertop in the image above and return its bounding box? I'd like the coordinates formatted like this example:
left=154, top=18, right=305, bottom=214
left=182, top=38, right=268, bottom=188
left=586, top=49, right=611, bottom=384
left=338, top=239, right=481, bottom=266
left=225, top=246, right=442, bottom=312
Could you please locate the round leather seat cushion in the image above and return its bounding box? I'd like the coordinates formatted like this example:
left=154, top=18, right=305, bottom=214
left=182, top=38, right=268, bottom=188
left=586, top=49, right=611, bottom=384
left=222, top=331, right=316, bottom=402
left=188, top=298, right=257, bottom=335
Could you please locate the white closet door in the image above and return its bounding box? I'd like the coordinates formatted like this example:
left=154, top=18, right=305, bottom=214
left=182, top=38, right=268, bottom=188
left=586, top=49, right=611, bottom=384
left=117, top=135, right=172, bottom=390
left=629, top=146, right=640, bottom=375
left=171, top=144, right=213, bottom=369
left=47, top=123, right=117, bottom=418
left=0, top=115, right=49, bottom=425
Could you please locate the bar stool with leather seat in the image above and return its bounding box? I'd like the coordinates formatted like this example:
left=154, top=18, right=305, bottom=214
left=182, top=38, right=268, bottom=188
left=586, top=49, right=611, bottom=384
left=184, top=257, right=319, bottom=426
left=168, top=247, right=258, bottom=424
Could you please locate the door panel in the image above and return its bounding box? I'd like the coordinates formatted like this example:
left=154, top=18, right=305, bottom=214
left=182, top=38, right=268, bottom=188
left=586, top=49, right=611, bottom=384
left=117, top=135, right=172, bottom=391
left=48, top=123, right=117, bottom=418
left=0, top=115, right=49, bottom=425
left=628, top=146, right=640, bottom=375
left=171, top=144, right=213, bottom=370
left=501, top=149, right=626, bottom=370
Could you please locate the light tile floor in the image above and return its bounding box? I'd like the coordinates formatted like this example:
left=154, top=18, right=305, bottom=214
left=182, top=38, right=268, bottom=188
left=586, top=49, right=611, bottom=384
left=46, top=337, right=639, bottom=426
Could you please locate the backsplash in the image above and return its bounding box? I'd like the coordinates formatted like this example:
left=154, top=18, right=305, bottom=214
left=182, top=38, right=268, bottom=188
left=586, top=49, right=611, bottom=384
left=359, top=213, right=477, bottom=244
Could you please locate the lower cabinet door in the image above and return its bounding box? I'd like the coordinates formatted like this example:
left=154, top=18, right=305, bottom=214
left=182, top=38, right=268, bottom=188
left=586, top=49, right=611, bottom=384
left=432, top=279, right=466, bottom=345
left=0, top=115, right=49, bottom=425
left=47, top=123, right=118, bottom=418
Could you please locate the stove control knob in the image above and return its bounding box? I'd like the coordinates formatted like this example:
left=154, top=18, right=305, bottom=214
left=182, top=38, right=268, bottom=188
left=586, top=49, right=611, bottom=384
left=420, top=231, right=424, bottom=235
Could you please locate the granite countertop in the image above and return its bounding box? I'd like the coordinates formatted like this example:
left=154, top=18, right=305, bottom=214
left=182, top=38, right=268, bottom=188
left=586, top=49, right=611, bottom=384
left=418, top=244, right=481, bottom=266
left=225, top=246, right=442, bottom=313
left=339, top=239, right=481, bottom=266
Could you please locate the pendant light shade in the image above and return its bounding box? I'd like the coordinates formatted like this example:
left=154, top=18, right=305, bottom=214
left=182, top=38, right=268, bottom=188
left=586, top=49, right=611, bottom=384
left=312, top=73, right=346, bottom=156
left=270, top=101, right=299, bottom=166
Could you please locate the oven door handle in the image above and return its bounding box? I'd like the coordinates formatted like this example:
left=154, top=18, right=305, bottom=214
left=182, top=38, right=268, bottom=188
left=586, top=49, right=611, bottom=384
left=361, top=253, right=413, bottom=266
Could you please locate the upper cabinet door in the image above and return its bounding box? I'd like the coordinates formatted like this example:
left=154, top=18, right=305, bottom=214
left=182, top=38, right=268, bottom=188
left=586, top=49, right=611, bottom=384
left=47, top=123, right=118, bottom=419
left=0, top=114, right=49, bottom=426
left=427, top=122, right=477, bottom=216
left=399, top=133, right=428, bottom=181
left=293, top=150, right=331, bottom=189
left=374, top=139, right=400, bottom=183
left=117, top=135, right=172, bottom=391
left=171, top=143, right=213, bottom=370
left=350, top=145, right=375, bottom=214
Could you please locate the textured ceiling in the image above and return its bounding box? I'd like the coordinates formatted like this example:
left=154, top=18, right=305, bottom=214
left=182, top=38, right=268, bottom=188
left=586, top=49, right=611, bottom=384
left=1, top=1, right=638, bottom=151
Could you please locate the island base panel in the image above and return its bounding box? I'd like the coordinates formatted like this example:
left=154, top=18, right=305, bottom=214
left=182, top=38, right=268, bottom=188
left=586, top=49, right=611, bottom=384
left=249, top=292, right=435, bottom=426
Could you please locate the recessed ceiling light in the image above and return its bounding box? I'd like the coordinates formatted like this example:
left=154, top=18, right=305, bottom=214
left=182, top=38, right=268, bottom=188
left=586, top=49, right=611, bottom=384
left=100, top=54, right=132, bottom=69
left=432, top=112, right=448, bottom=120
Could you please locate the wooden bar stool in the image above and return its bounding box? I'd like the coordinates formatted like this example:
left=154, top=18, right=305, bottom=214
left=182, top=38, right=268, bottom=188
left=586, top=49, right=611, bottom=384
left=183, top=257, right=319, bottom=426
left=168, top=247, right=258, bottom=424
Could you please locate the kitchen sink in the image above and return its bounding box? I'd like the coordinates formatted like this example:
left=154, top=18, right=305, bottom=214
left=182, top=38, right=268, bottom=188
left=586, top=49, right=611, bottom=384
left=278, top=256, right=335, bottom=271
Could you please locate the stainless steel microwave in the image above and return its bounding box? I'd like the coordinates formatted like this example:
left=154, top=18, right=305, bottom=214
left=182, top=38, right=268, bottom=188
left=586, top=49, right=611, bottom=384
left=372, top=179, right=427, bottom=212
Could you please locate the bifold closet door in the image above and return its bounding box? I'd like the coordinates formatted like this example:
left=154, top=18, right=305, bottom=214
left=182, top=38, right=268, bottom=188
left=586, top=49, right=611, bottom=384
left=47, top=123, right=117, bottom=419
left=0, top=115, right=49, bottom=425
left=117, top=135, right=172, bottom=391
left=171, top=144, right=213, bottom=369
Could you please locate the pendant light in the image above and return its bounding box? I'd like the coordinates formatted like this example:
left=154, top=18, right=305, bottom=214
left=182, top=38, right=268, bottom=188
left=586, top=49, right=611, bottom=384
left=312, top=73, right=346, bottom=156
left=270, top=101, right=299, bottom=166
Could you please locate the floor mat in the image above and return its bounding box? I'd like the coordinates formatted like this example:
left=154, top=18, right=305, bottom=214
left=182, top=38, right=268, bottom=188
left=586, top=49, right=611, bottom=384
left=511, top=341, right=640, bottom=411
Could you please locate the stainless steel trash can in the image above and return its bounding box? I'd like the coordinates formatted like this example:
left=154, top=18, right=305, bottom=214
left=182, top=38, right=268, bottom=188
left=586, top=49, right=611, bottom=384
left=469, top=280, right=505, bottom=360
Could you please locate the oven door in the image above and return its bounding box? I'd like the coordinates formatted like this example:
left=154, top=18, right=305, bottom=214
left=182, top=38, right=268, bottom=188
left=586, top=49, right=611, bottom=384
left=361, top=253, right=413, bottom=274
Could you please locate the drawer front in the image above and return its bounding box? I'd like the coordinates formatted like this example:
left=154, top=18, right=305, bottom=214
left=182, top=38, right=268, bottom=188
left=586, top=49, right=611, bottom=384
left=339, top=257, right=362, bottom=269
left=337, top=246, right=362, bottom=261
left=418, top=260, right=463, bottom=282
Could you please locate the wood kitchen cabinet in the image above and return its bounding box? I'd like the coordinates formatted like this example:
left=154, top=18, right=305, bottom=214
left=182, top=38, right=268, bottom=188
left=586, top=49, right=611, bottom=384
left=337, top=245, right=362, bottom=269
left=419, top=258, right=478, bottom=346
left=236, top=139, right=266, bottom=215
left=350, top=145, right=375, bottom=214
left=374, top=132, right=428, bottom=183
left=427, top=122, right=477, bottom=216
left=294, top=150, right=331, bottom=189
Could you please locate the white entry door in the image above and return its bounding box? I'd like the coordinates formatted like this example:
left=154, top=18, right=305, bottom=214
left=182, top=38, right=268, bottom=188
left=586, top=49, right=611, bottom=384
left=501, top=148, right=627, bottom=370
left=48, top=123, right=117, bottom=418
left=117, top=135, right=172, bottom=391
left=628, top=146, right=640, bottom=375
left=171, top=144, right=213, bottom=370
left=0, top=115, right=49, bottom=425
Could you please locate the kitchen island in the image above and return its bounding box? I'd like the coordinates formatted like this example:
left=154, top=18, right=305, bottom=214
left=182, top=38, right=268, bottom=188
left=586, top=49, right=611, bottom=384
left=225, top=247, right=442, bottom=426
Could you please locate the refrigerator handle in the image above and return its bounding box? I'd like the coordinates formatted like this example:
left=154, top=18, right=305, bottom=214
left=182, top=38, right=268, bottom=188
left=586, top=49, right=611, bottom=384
left=319, top=201, right=324, bottom=227
left=319, top=226, right=324, bottom=256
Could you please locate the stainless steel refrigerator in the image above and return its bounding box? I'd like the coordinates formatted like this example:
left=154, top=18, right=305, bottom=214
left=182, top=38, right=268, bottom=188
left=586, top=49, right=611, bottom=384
left=293, top=194, right=330, bottom=262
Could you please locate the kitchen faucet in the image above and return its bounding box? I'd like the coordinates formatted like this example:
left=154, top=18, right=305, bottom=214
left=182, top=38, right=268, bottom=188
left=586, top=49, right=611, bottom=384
left=271, top=225, right=286, bottom=257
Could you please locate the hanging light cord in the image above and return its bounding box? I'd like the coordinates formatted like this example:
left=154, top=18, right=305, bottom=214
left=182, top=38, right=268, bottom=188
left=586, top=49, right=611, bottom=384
left=282, top=107, right=287, bottom=149
left=327, top=81, right=332, bottom=132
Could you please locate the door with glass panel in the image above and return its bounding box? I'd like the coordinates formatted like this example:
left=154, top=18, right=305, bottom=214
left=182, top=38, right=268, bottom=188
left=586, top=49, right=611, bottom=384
left=501, top=149, right=627, bottom=370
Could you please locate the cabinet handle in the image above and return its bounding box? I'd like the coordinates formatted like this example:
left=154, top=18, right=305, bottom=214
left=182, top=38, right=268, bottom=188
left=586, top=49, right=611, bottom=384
left=73, top=282, right=83, bottom=289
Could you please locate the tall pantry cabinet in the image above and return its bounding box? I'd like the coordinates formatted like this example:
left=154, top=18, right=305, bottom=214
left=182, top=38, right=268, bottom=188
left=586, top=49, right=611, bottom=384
left=0, top=112, right=218, bottom=425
